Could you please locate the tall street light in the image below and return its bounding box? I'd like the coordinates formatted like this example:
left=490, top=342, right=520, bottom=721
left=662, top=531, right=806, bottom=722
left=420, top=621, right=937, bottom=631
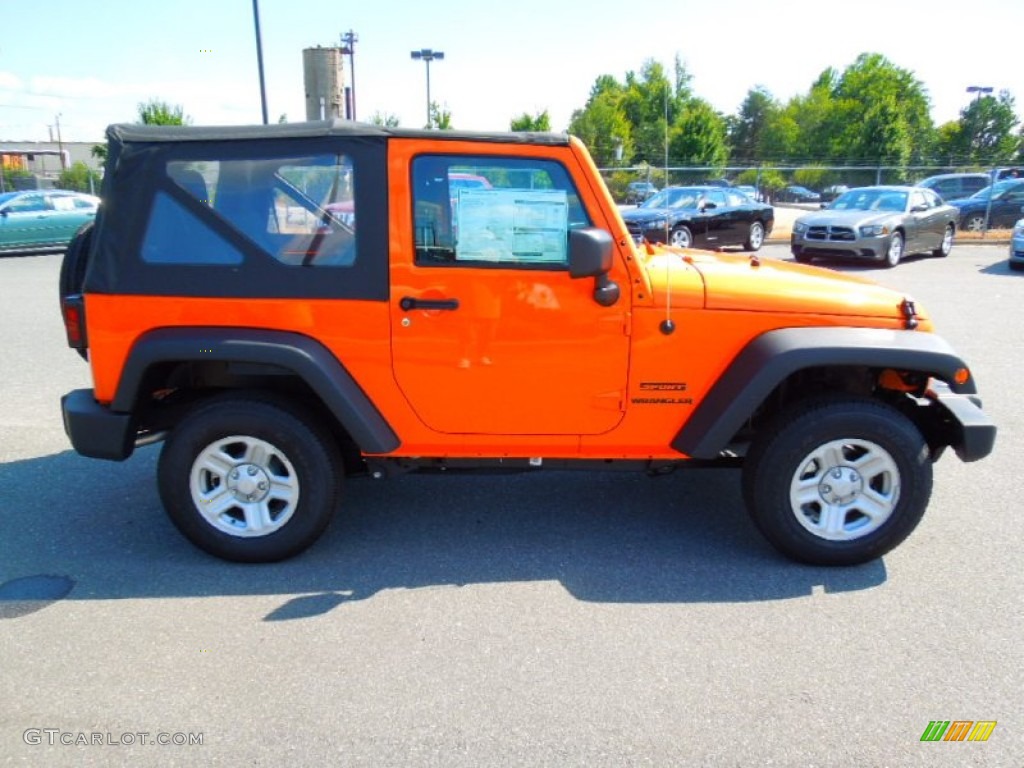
left=966, top=86, right=995, bottom=234
left=252, top=0, right=269, bottom=124
left=966, top=85, right=993, bottom=102
left=410, top=49, right=444, bottom=128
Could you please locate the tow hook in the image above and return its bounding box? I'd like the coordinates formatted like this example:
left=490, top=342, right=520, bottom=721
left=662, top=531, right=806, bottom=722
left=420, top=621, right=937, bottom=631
left=900, top=298, right=918, bottom=330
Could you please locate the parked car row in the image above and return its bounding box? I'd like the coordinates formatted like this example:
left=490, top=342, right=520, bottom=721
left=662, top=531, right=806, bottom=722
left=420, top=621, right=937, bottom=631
left=0, top=190, right=100, bottom=252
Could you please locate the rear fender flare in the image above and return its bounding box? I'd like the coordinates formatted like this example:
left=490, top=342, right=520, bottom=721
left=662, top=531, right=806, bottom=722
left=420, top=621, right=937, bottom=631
left=112, top=327, right=399, bottom=454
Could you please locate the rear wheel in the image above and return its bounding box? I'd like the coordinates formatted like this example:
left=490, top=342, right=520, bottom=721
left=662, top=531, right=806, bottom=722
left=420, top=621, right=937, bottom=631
left=884, top=231, right=904, bottom=268
left=933, top=224, right=954, bottom=257
left=742, top=397, right=932, bottom=565
left=157, top=394, right=341, bottom=562
left=669, top=225, right=692, bottom=248
left=744, top=221, right=765, bottom=251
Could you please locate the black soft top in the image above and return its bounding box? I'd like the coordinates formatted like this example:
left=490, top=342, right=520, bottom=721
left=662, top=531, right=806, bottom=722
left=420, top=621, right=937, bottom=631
left=106, top=120, right=571, bottom=147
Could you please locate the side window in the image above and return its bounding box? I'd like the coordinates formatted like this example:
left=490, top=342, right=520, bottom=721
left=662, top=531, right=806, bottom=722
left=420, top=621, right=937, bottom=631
left=705, top=190, right=728, bottom=208
left=6, top=194, right=48, bottom=214
left=934, top=180, right=955, bottom=199
left=910, top=191, right=929, bottom=210
left=922, top=190, right=941, bottom=208
left=411, top=155, right=591, bottom=268
left=154, top=155, right=357, bottom=267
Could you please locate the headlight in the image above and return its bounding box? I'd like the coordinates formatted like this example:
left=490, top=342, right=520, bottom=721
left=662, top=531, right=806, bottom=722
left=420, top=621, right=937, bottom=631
left=859, top=224, right=890, bottom=237
left=792, top=221, right=808, bottom=234
left=1014, top=221, right=1024, bottom=236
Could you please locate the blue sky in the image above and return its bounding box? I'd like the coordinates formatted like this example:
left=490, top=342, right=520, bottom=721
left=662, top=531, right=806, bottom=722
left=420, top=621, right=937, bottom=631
left=1, top=0, right=1021, bottom=142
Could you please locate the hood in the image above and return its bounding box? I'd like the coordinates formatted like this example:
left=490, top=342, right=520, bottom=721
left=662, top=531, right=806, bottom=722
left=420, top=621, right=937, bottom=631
left=641, top=246, right=925, bottom=322
left=795, top=209, right=897, bottom=227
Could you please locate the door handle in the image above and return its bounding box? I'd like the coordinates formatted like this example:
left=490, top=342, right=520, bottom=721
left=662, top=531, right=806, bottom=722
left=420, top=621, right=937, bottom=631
left=399, top=296, right=459, bottom=312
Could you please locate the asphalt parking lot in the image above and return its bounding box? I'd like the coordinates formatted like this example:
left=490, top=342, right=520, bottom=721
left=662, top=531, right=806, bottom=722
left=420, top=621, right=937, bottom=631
left=1, top=244, right=1021, bottom=766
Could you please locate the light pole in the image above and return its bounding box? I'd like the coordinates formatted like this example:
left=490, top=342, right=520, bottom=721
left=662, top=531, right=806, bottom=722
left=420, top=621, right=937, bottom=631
left=340, top=29, right=358, bottom=120
left=252, top=0, right=269, bottom=124
left=410, top=48, right=444, bottom=128
left=966, top=85, right=993, bottom=103
left=966, top=86, right=995, bottom=235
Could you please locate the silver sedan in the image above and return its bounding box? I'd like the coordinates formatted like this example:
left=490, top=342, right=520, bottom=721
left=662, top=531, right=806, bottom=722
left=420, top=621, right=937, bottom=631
left=790, top=186, right=957, bottom=268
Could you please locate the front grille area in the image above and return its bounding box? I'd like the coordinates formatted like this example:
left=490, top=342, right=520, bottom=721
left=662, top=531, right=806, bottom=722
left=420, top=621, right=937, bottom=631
left=806, top=225, right=856, bottom=242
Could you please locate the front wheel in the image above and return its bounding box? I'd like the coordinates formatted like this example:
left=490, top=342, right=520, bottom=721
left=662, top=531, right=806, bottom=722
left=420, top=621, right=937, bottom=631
left=158, top=395, right=341, bottom=562
left=884, top=231, right=904, bottom=268
left=744, top=221, right=765, bottom=251
left=933, top=224, right=954, bottom=258
left=742, top=397, right=933, bottom=565
left=669, top=225, right=692, bottom=248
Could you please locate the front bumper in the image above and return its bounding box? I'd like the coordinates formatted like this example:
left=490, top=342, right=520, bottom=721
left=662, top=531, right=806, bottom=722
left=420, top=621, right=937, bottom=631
left=61, top=389, right=135, bottom=461
left=927, top=381, right=996, bottom=462
left=791, top=232, right=891, bottom=261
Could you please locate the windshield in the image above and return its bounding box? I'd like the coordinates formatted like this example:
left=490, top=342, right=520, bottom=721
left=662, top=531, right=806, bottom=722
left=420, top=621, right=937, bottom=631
left=640, top=187, right=701, bottom=210
left=830, top=188, right=907, bottom=212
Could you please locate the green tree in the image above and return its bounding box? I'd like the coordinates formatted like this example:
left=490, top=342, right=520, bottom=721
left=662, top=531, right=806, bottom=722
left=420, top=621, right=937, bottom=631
left=138, top=99, right=191, bottom=126
left=669, top=99, right=728, bottom=167
left=825, top=54, right=933, bottom=167
left=568, top=90, right=633, bottom=166
left=90, top=144, right=108, bottom=162
left=56, top=161, right=101, bottom=193
left=369, top=111, right=401, bottom=127
left=957, top=91, right=1020, bottom=164
left=510, top=110, right=551, bottom=132
left=428, top=102, right=452, bottom=130
left=730, top=86, right=777, bottom=163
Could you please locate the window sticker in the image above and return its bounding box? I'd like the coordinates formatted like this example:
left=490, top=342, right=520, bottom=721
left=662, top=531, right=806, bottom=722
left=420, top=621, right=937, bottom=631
left=455, top=188, right=568, bottom=264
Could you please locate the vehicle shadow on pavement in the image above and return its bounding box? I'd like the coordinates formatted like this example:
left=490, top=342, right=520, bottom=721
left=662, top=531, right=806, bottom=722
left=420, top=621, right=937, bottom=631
left=0, top=447, right=886, bottom=621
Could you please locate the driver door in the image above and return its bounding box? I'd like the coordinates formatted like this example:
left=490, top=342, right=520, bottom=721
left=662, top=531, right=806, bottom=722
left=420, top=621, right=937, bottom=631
left=390, top=153, right=629, bottom=436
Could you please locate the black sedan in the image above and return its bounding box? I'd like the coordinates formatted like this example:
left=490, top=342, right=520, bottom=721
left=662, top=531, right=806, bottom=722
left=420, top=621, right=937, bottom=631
left=620, top=186, right=774, bottom=251
left=948, top=179, right=1024, bottom=231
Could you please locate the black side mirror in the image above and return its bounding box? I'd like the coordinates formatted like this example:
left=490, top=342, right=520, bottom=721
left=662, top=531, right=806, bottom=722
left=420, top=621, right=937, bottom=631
left=568, top=228, right=619, bottom=307
left=569, top=227, right=613, bottom=278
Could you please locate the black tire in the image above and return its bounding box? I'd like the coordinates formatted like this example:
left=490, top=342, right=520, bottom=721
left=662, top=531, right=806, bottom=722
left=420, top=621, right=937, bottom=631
left=793, top=250, right=814, bottom=264
left=59, top=222, right=94, bottom=304
left=744, top=221, right=765, bottom=251
left=932, top=224, right=954, bottom=258
left=742, top=396, right=932, bottom=566
left=883, top=231, right=904, bottom=268
left=157, top=394, right=342, bottom=562
left=669, top=225, right=692, bottom=248
left=1009, top=260, right=1024, bottom=272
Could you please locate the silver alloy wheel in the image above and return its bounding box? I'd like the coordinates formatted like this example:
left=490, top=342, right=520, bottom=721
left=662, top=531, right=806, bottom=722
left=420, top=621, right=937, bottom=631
left=670, top=227, right=691, bottom=248
left=189, top=435, right=300, bottom=537
left=939, top=225, right=954, bottom=255
left=965, top=214, right=986, bottom=232
left=748, top=222, right=764, bottom=249
left=886, top=233, right=903, bottom=267
left=788, top=438, right=900, bottom=541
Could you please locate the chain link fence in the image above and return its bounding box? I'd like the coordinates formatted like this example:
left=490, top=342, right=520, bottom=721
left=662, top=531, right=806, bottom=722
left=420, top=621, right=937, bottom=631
left=598, top=164, right=1018, bottom=205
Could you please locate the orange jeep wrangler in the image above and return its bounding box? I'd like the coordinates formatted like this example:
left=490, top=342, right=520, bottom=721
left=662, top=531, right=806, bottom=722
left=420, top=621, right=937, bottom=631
left=59, top=121, right=995, bottom=566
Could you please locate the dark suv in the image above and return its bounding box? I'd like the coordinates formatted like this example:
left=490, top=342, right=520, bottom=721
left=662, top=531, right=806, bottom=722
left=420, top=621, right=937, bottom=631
left=917, top=173, right=989, bottom=202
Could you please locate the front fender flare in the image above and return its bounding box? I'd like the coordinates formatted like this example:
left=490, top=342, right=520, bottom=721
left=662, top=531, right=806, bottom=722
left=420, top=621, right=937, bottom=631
left=673, top=327, right=975, bottom=459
